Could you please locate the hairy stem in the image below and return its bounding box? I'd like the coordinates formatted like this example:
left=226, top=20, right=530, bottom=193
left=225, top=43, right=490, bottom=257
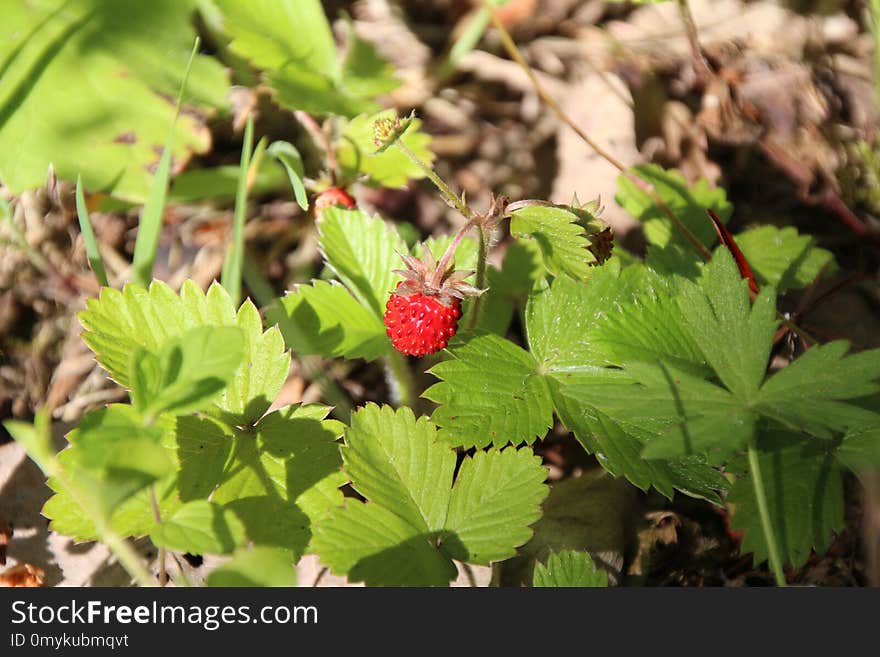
left=296, top=111, right=338, bottom=185
left=394, top=139, right=474, bottom=220
left=747, top=443, right=787, bottom=587
left=384, top=351, right=419, bottom=410
left=149, top=487, right=167, bottom=587
left=467, top=224, right=488, bottom=330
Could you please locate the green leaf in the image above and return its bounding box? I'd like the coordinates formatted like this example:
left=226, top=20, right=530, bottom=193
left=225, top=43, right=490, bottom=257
left=532, top=551, right=608, bottom=587
left=755, top=341, right=880, bottom=439
left=336, top=110, right=435, bottom=188
left=0, top=0, right=228, bottom=202
left=79, top=280, right=289, bottom=425
left=729, top=435, right=844, bottom=567
left=267, top=141, right=308, bottom=210
left=735, top=225, right=836, bottom=292
left=206, top=547, right=297, bottom=587
left=343, top=405, right=455, bottom=533
left=616, top=164, right=731, bottom=251
left=209, top=404, right=346, bottom=556
left=267, top=280, right=389, bottom=360
left=509, top=205, right=598, bottom=281
left=130, top=326, right=244, bottom=418
left=425, top=333, right=555, bottom=448
left=677, top=249, right=778, bottom=401
left=312, top=405, right=548, bottom=585
left=3, top=409, right=54, bottom=475
left=339, top=19, right=399, bottom=100
left=151, top=500, right=246, bottom=555
left=468, top=240, right=542, bottom=336
left=442, top=447, right=548, bottom=565
left=836, top=425, right=880, bottom=473
left=316, top=501, right=458, bottom=586
left=75, top=176, right=109, bottom=288
left=317, top=207, right=407, bottom=318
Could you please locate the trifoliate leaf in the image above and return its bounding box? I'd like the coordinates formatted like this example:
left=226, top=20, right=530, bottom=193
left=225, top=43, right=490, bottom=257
left=267, top=280, right=390, bottom=360
left=210, top=404, right=346, bottom=556
left=533, top=551, right=608, bottom=587
left=336, top=110, right=434, bottom=188
left=677, top=248, right=778, bottom=401
left=130, top=326, right=244, bottom=418
left=80, top=280, right=289, bottom=426
left=510, top=205, right=598, bottom=281
left=616, top=164, right=731, bottom=251
left=316, top=207, right=407, bottom=318
left=755, top=341, right=880, bottom=439
left=735, top=225, right=836, bottom=292
left=424, top=333, right=555, bottom=448
left=0, top=0, right=228, bottom=202
left=312, top=405, right=548, bottom=585
left=151, top=500, right=246, bottom=555
left=206, top=547, right=298, bottom=587
left=729, top=435, right=844, bottom=567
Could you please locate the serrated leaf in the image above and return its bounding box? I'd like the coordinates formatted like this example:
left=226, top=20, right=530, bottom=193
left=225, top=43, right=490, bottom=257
left=678, top=249, right=778, bottom=401
left=836, top=425, right=880, bottom=473
left=729, top=436, right=844, bottom=568
left=442, top=447, right=547, bottom=565
left=755, top=341, right=880, bottom=439
left=313, top=405, right=548, bottom=585
left=80, top=280, right=288, bottom=426
left=206, top=547, right=298, bottom=587
left=336, top=110, right=434, bottom=188
left=343, top=405, right=455, bottom=533
left=316, top=501, right=458, bottom=586
left=316, top=207, right=407, bottom=318
left=130, top=326, right=244, bottom=418
left=616, top=164, right=731, bottom=251
left=510, top=205, right=597, bottom=281
left=267, top=280, right=389, bottom=360
left=151, top=500, right=246, bottom=555
left=467, top=240, right=542, bottom=335
left=0, top=0, right=228, bottom=202
left=533, top=551, right=608, bottom=587
left=425, top=333, right=554, bottom=448
left=210, top=404, right=346, bottom=556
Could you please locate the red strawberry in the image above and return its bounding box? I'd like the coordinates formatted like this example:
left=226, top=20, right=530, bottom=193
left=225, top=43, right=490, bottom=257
left=314, top=187, right=356, bottom=221
left=383, top=247, right=481, bottom=357
left=385, top=282, right=462, bottom=356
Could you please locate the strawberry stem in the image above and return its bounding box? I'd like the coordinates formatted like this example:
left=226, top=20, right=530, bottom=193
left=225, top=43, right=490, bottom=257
left=467, top=225, right=488, bottom=330
left=393, top=139, right=475, bottom=221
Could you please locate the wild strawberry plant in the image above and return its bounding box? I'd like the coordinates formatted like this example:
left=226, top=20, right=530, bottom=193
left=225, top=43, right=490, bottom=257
left=4, top=0, right=879, bottom=589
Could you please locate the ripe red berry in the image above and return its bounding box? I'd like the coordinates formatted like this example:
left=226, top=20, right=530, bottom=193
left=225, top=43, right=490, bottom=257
left=314, top=187, right=356, bottom=221
left=384, top=281, right=462, bottom=356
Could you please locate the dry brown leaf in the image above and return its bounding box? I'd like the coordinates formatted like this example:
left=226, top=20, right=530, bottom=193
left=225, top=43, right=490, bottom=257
left=0, top=563, right=45, bottom=588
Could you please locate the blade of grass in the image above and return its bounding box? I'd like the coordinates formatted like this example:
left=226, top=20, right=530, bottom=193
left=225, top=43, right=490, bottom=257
left=75, top=175, right=109, bottom=287
left=221, top=114, right=254, bottom=304
left=131, top=37, right=201, bottom=287
left=267, top=141, right=309, bottom=211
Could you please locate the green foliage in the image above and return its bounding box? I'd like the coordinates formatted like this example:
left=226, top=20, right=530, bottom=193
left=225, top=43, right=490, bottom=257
left=151, top=500, right=246, bottom=555
left=266, top=141, right=308, bottom=210
left=735, top=225, right=836, bottom=292
left=337, top=110, right=435, bottom=188
left=312, top=405, right=548, bottom=585
left=206, top=547, right=297, bottom=587
left=214, top=0, right=395, bottom=117
left=616, top=164, right=732, bottom=251
left=509, top=205, right=599, bottom=281
left=79, top=280, right=289, bottom=426
left=729, top=433, right=844, bottom=567
left=130, top=327, right=244, bottom=419
left=0, top=0, right=227, bottom=202
left=532, top=551, right=608, bottom=587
